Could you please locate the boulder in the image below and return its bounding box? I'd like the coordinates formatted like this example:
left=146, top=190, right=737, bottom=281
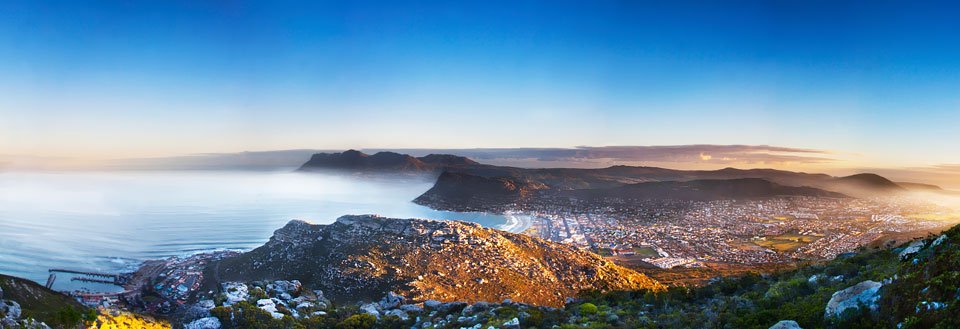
left=461, top=302, right=492, bottom=315
left=185, top=317, right=222, bottom=329
left=825, top=280, right=883, bottom=318
left=257, top=299, right=279, bottom=314
left=899, top=240, right=926, bottom=260
left=221, top=282, right=249, bottom=306
left=360, top=303, right=381, bottom=318
left=931, top=235, right=948, bottom=247
left=379, top=291, right=406, bottom=309
left=2, top=300, right=22, bottom=321
left=423, top=300, right=442, bottom=310
left=439, top=301, right=467, bottom=312
left=266, top=280, right=302, bottom=297
left=502, top=317, right=520, bottom=329
left=769, top=320, right=802, bottom=329
left=197, top=300, right=216, bottom=310
left=385, top=309, right=409, bottom=320
left=399, top=304, right=423, bottom=313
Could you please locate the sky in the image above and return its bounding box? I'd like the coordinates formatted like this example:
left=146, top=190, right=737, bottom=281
left=1, top=1, right=959, bottom=180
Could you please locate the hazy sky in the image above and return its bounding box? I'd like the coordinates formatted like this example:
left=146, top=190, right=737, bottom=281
left=1, top=1, right=959, bottom=172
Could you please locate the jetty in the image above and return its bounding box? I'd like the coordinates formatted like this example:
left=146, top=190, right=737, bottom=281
left=71, top=277, right=119, bottom=285
left=49, top=269, right=118, bottom=280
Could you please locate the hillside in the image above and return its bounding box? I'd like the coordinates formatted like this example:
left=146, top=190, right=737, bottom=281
left=194, top=223, right=960, bottom=329
left=415, top=172, right=848, bottom=211
left=896, top=181, right=944, bottom=191
left=296, top=150, right=477, bottom=173
left=209, top=215, right=664, bottom=307
left=0, top=273, right=91, bottom=328
left=561, top=178, right=847, bottom=201
left=412, top=171, right=546, bottom=211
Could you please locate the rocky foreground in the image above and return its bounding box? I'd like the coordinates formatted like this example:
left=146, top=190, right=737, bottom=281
left=210, top=215, right=664, bottom=308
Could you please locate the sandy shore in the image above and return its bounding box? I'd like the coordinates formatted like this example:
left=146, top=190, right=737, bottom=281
left=500, top=212, right=533, bottom=234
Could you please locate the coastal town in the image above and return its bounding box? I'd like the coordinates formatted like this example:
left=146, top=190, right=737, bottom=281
left=57, top=250, right=242, bottom=313
left=516, top=195, right=954, bottom=267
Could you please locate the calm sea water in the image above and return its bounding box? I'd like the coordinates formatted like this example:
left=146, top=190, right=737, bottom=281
left=0, top=171, right=509, bottom=291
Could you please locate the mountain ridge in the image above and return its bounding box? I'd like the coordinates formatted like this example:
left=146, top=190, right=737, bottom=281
left=295, top=150, right=927, bottom=198
left=297, top=150, right=478, bottom=173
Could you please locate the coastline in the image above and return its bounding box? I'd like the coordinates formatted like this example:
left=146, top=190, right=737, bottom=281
left=500, top=212, right=533, bottom=234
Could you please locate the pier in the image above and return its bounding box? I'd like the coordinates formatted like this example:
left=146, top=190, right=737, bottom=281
left=71, top=277, right=120, bottom=285
left=49, top=269, right=119, bottom=280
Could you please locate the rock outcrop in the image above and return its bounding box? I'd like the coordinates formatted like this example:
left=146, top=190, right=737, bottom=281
left=769, top=320, right=802, bottom=329
left=899, top=240, right=926, bottom=260
left=184, top=317, right=221, bottom=329
left=824, top=280, right=883, bottom=318
left=212, top=215, right=664, bottom=307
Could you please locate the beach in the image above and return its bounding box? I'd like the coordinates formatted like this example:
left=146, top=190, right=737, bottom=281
left=500, top=212, right=533, bottom=234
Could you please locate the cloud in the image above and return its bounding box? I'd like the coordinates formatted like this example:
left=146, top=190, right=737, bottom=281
left=4, top=145, right=838, bottom=172
left=382, top=145, right=836, bottom=166
left=857, top=164, right=960, bottom=190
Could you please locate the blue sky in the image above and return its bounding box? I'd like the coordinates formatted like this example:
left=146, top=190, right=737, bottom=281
left=1, top=1, right=959, bottom=171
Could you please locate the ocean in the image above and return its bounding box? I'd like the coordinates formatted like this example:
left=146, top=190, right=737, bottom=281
left=0, top=170, right=510, bottom=292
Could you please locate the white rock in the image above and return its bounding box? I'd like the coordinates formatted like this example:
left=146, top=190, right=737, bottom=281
left=769, top=320, right=802, bottom=329
left=360, top=303, right=381, bottom=318
left=197, top=300, right=216, bottom=310
left=221, top=282, right=249, bottom=306
left=825, top=280, right=883, bottom=318
left=379, top=291, right=406, bottom=309
left=502, top=317, right=520, bottom=329
left=385, top=309, right=409, bottom=320
left=423, top=300, right=442, bottom=309
left=399, top=304, right=423, bottom=313
left=2, top=300, right=22, bottom=321
left=257, top=299, right=279, bottom=314
left=185, top=317, right=222, bottom=329
left=931, top=235, right=948, bottom=247
left=899, top=240, right=926, bottom=260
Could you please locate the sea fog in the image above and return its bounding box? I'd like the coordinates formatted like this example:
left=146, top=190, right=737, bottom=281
left=0, top=170, right=513, bottom=292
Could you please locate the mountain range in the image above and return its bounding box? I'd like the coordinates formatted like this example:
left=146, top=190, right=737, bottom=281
left=299, top=151, right=941, bottom=211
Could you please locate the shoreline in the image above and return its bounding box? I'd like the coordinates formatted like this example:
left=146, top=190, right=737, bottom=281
left=500, top=212, right=533, bottom=234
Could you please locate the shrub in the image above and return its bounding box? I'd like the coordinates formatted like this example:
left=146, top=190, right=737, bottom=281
left=579, top=303, right=599, bottom=315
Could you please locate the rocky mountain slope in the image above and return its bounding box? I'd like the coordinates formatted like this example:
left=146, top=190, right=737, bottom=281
left=186, top=222, right=960, bottom=329
left=209, top=215, right=664, bottom=307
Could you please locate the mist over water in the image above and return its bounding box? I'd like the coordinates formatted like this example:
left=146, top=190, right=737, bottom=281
left=0, top=171, right=509, bottom=291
